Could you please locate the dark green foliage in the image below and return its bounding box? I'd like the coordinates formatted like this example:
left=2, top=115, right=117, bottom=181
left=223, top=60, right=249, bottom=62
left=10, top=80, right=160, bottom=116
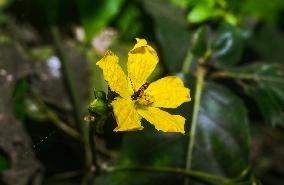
left=96, top=125, right=187, bottom=185
left=143, top=0, right=192, bottom=73
left=192, top=82, right=250, bottom=177
left=249, top=25, right=284, bottom=64
left=191, top=26, right=210, bottom=57
left=1, top=0, right=284, bottom=185
left=221, top=63, right=284, bottom=127
left=211, top=22, right=244, bottom=67
left=76, top=0, right=125, bottom=41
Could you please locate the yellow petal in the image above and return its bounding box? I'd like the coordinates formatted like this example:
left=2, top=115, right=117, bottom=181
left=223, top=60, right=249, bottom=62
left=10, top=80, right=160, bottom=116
left=145, top=76, right=191, bottom=108
left=133, top=38, right=147, bottom=49
left=112, top=98, right=143, bottom=131
left=137, top=106, right=185, bottom=133
left=128, top=39, right=158, bottom=91
left=97, top=51, right=130, bottom=98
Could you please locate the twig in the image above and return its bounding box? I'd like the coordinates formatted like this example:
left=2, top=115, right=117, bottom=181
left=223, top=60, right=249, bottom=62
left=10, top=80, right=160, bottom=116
left=106, top=166, right=233, bottom=185
left=33, top=95, right=81, bottom=140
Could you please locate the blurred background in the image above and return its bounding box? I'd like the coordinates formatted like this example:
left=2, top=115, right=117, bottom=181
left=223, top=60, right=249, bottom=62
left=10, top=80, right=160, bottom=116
left=0, top=0, right=284, bottom=185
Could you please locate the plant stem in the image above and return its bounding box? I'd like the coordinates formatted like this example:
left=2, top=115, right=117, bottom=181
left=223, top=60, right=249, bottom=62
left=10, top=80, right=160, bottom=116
left=184, top=66, right=206, bottom=185
left=50, top=26, right=86, bottom=137
left=106, top=166, right=232, bottom=185
left=89, top=121, right=99, bottom=171
left=210, top=71, right=283, bottom=83
left=33, top=95, right=81, bottom=140
left=210, top=71, right=256, bottom=80
left=50, top=26, right=96, bottom=184
left=46, top=110, right=81, bottom=140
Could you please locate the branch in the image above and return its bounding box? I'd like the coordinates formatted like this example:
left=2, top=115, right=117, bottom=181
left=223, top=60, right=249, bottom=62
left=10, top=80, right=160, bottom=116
left=106, top=166, right=233, bottom=185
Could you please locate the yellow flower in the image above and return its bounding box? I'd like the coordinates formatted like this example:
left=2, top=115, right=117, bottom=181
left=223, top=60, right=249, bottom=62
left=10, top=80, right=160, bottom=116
left=97, top=39, right=191, bottom=133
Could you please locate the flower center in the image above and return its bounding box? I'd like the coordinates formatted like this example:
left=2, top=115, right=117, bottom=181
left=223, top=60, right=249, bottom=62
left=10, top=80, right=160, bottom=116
left=131, top=82, right=154, bottom=106
left=136, top=94, right=154, bottom=106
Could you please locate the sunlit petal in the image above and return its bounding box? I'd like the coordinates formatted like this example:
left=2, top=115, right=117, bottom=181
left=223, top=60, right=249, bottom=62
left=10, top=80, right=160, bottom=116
left=137, top=106, right=185, bottom=133
left=145, top=76, right=190, bottom=108
left=112, top=98, right=143, bottom=131
left=127, top=38, right=158, bottom=91
left=97, top=51, right=130, bottom=98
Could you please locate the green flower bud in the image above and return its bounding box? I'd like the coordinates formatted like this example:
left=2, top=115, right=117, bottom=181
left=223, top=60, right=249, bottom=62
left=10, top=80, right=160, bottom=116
left=88, top=97, right=108, bottom=116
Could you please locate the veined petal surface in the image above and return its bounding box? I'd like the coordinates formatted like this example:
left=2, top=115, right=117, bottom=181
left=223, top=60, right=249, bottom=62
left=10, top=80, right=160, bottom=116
left=97, top=51, right=130, bottom=98
left=112, top=98, right=143, bottom=131
left=137, top=106, right=185, bottom=133
left=127, top=39, right=158, bottom=91
left=145, top=76, right=190, bottom=108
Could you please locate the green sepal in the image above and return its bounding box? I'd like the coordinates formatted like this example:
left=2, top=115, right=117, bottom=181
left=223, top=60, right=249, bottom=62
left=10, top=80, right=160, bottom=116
left=88, top=90, right=109, bottom=116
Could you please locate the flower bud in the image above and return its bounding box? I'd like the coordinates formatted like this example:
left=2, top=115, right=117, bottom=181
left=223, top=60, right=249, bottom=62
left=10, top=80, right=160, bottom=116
left=88, top=98, right=108, bottom=116
left=88, top=91, right=108, bottom=116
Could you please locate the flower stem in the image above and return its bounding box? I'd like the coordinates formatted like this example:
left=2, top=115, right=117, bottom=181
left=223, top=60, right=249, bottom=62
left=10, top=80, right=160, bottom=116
left=106, top=166, right=232, bottom=185
left=80, top=120, right=99, bottom=185
left=184, top=65, right=206, bottom=185
left=87, top=118, right=101, bottom=174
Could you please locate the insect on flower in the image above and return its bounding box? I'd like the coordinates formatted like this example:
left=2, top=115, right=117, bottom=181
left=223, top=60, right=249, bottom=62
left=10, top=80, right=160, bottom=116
left=97, top=38, right=191, bottom=133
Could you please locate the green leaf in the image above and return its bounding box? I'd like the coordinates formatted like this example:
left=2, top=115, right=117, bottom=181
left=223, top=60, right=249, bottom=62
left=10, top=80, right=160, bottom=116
left=77, top=0, right=124, bottom=41
left=142, top=0, right=192, bottom=73
left=13, top=79, right=49, bottom=122
left=95, top=125, right=187, bottom=185
left=13, top=79, right=29, bottom=121
left=118, top=128, right=186, bottom=167
left=187, top=5, right=223, bottom=24
left=191, top=82, right=251, bottom=179
left=221, top=63, right=284, bottom=127
left=240, top=0, right=284, bottom=23
left=24, top=98, right=49, bottom=122
left=13, top=79, right=50, bottom=121
left=224, top=12, right=238, bottom=25
left=191, top=26, right=210, bottom=57
left=186, top=0, right=232, bottom=24
left=249, top=24, right=284, bottom=64
left=211, top=22, right=244, bottom=67
left=187, top=5, right=213, bottom=23
left=116, top=4, right=143, bottom=41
